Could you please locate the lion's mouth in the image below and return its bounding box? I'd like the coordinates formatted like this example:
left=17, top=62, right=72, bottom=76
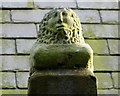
left=56, top=24, right=66, bottom=29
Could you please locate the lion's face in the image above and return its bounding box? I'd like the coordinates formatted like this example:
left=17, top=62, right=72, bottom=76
left=38, top=8, right=84, bottom=44
left=47, top=9, right=75, bottom=33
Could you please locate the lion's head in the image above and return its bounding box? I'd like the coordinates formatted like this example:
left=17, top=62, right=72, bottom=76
left=37, top=8, right=85, bottom=44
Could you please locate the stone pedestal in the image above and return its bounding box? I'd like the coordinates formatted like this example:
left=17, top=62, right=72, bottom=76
left=28, top=69, right=97, bottom=95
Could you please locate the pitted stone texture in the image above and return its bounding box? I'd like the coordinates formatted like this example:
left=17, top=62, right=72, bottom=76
left=1, top=24, right=37, bottom=38
left=2, top=72, right=16, bottom=88
left=100, top=11, right=118, bottom=24
left=82, top=24, right=118, bottom=38
left=98, top=89, right=119, bottom=94
left=34, top=0, right=77, bottom=8
left=95, top=73, right=113, bottom=88
left=112, top=73, right=120, bottom=88
left=0, top=10, right=10, bottom=22
left=94, top=56, right=118, bottom=71
left=75, top=10, right=100, bottom=23
left=2, top=56, right=30, bottom=71
left=16, top=72, right=29, bottom=88
left=2, top=90, right=27, bottom=94
left=108, top=40, right=119, bottom=54
left=76, top=0, right=118, bottom=9
left=16, top=39, right=36, bottom=54
left=86, top=40, right=109, bottom=54
left=12, top=10, right=50, bottom=22
left=2, top=0, right=33, bottom=8
left=0, top=39, right=16, bottom=54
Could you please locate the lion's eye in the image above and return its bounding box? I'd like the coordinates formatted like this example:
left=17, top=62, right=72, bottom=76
left=54, top=13, right=57, bottom=17
left=71, top=14, right=74, bottom=17
left=62, top=12, right=67, bottom=16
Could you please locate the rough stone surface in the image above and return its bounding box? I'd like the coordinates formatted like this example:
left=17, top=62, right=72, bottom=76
left=100, top=10, right=118, bottom=24
left=1, top=24, right=37, bottom=38
left=76, top=0, right=118, bottom=9
left=1, top=39, right=16, bottom=54
left=82, top=24, right=118, bottom=38
left=75, top=10, right=100, bottom=23
left=12, top=10, right=50, bottom=22
left=16, top=39, right=36, bottom=54
left=16, top=72, right=29, bottom=88
left=2, top=72, right=16, bottom=88
left=34, top=0, right=77, bottom=8
left=108, top=40, right=119, bottom=54
left=95, top=73, right=113, bottom=88
left=85, top=40, right=109, bottom=54
left=2, top=0, right=33, bottom=8
left=112, top=73, right=120, bottom=88
left=94, top=56, right=118, bottom=71
left=2, top=56, right=30, bottom=71
left=0, top=10, right=10, bottom=22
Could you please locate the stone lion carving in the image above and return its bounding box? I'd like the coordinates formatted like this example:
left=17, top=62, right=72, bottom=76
left=30, top=8, right=93, bottom=75
left=37, top=8, right=84, bottom=44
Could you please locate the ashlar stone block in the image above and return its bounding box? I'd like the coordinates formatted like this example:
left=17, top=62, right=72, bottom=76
left=2, top=56, right=30, bottom=71
left=16, top=39, right=36, bottom=54
left=2, top=72, right=16, bottom=88
left=34, top=0, right=77, bottom=8
left=0, top=39, right=16, bottom=54
left=112, top=73, right=120, bottom=88
left=75, top=10, right=100, bottom=23
left=95, top=73, right=113, bottom=89
left=16, top=72, right=29, bottom=88
left=12, top=10, right=50, bottom=22
left=100, top=11, right=118, bottom=24
left=1, top=24, right=37, bottom=38
left=82, top=24, right=118, bottom=38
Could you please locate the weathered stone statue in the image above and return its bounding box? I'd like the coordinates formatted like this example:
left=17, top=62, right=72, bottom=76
left=28, top=8, right=97, bottom=95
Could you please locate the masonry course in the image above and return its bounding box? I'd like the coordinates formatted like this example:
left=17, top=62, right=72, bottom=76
left=1, top=1, right=119, bottom=95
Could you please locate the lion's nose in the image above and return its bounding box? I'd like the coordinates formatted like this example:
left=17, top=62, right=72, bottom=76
left=57, top=12, right=63, bottom=23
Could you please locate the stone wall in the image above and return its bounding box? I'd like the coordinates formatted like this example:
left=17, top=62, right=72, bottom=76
left=1, top=0, right=119, bottom=95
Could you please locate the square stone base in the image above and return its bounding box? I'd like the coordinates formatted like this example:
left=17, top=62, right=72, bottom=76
left=28, top=69, right=97, bottom=95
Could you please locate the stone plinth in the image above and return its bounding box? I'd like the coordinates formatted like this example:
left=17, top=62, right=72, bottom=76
left=28, top=69, right=97, bottom=95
